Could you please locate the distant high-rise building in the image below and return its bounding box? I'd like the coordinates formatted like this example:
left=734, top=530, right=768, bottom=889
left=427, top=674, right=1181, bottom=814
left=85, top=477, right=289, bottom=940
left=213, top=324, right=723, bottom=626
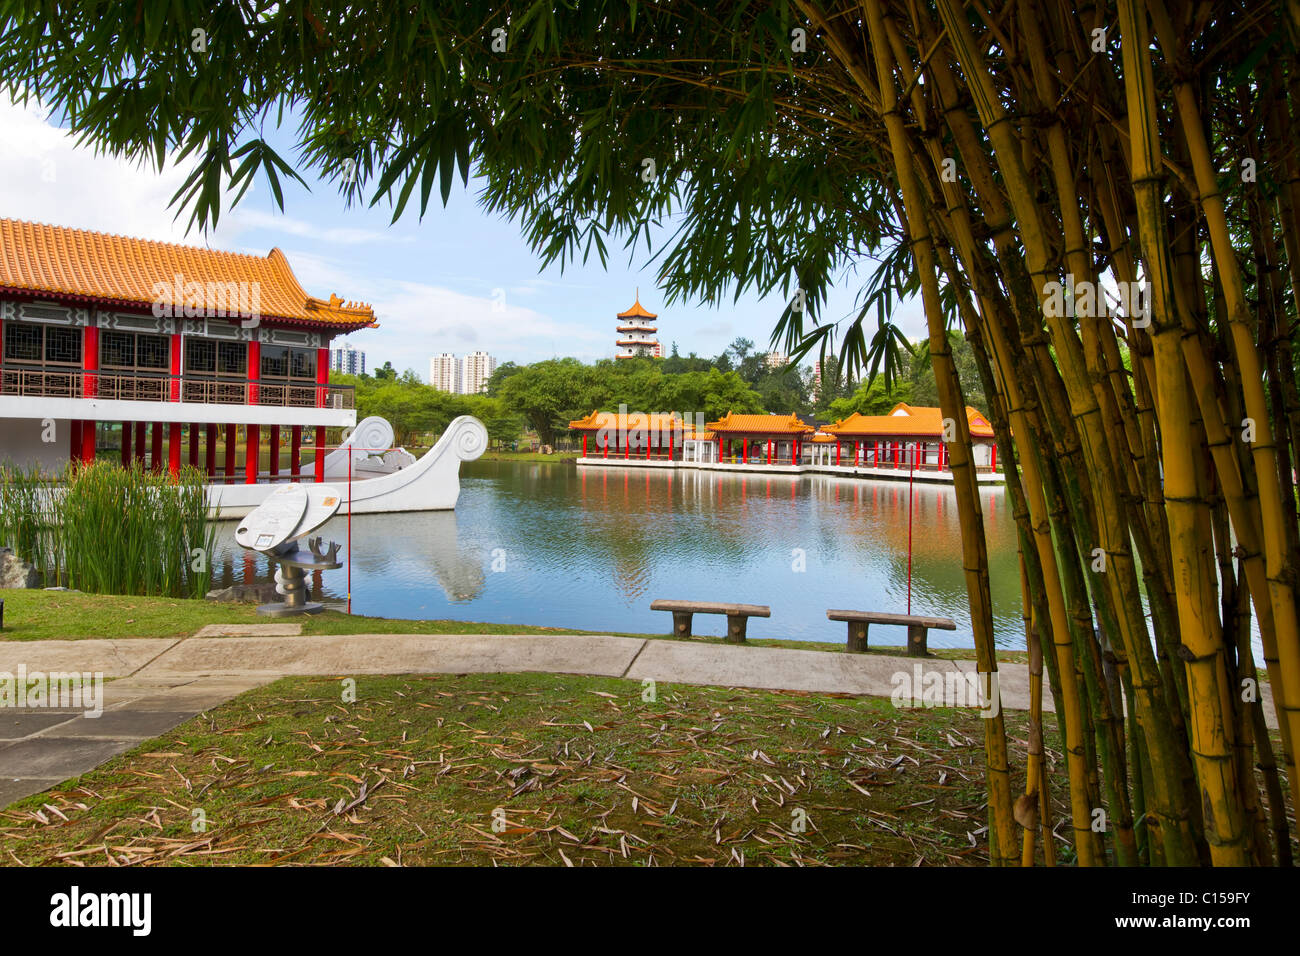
left=429, top=352, right=460, bottom=393
left=615, top=293, right=661, bottom=359
left=331, top=342, right=366, bottom=375
left=765, top=351, right=789, bottom=369
left=461, top=351, right=497, bottom=394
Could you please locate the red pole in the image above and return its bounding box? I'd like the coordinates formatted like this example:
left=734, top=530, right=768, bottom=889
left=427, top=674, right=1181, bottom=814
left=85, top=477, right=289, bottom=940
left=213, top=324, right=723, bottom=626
left=245, top=424, right=259, bottom=484
left=908, top=442, right=915, bottom=615
left=168, top=422, right=182, bottom=476
left=314, top=426, right=326, bottom=482
left=120, top=421, right=131, bottom=467
left=582, top=433, right=588, bottom=457
left=742, top=438, right=748, bottom=464
left=991, top=443, right=998, bottom=472
left=206, top=423, right=217, bottom=478
left=188, top=423, right=200, bottom=468
left=150, top=422, right=163, bottom=472
left=247, top=341, right=261, bottom=406
left=291, top=425, right=302, bottom=479
left=80, top=419, right=96, bottom=464
left=836, top=441, right=841, bottom=466
left=269, top=425, right=281, bottom=480
left=83, top=326, right=99, bottom=398
left=169, top=332, right=181, bottom=401
left=224, top=424, right=237, bottom=483
left=347, top=451, right=352, bottom=614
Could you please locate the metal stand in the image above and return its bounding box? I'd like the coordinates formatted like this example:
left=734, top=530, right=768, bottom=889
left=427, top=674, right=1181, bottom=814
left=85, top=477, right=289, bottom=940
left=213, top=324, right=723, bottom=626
left=257, top=536, right=343, bottom=617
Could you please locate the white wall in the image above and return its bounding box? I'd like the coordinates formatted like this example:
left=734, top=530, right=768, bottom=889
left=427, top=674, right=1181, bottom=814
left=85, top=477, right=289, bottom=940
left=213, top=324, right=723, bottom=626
left=0, top=417, right=72, bottom=471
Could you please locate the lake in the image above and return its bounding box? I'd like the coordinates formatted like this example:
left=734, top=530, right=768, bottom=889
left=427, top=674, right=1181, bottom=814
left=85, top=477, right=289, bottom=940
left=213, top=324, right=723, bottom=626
left=212, top=459, right=1026, bottom=648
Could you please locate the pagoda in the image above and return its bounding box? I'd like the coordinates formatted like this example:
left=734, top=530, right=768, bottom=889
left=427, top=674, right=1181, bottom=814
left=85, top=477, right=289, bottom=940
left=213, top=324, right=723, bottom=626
left=615, top=292, right=661, bottom=359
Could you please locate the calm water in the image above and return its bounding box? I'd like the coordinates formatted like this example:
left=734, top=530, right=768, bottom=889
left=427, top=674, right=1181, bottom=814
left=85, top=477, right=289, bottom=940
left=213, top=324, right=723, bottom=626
left=212, top=460, right=1026, bottom=647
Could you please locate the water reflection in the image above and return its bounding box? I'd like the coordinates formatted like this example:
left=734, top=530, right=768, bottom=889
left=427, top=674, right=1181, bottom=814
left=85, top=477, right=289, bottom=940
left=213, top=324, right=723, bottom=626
left=212, top=460, right=1024, bottom=647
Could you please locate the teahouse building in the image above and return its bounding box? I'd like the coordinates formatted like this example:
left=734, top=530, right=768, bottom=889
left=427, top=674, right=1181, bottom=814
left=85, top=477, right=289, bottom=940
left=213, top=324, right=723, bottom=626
left=820, top=403, right=998, bottom=471
left=0, top=219, right=375, bottom=481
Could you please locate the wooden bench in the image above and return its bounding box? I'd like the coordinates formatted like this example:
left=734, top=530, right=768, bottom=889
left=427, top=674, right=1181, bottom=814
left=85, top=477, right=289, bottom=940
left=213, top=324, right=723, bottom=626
left=650, top=600, right=771, bottom=644
left=826, top=609, right=957, bottom=656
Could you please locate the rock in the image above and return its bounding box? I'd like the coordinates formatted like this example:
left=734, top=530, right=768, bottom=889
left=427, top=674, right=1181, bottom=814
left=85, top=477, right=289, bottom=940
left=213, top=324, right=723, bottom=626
left=0, top=548, right=38, bottom=589
left=205, top=583, right=281, bottom=604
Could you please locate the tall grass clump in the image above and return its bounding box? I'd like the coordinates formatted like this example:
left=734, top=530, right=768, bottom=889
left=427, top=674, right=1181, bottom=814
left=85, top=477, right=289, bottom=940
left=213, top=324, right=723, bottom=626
left=0, top=460, right=217, bottom=598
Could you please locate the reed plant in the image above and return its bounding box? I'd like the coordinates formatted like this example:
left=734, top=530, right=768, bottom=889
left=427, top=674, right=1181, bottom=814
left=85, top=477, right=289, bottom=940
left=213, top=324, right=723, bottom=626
left=0, top=460, right=217, bottom=598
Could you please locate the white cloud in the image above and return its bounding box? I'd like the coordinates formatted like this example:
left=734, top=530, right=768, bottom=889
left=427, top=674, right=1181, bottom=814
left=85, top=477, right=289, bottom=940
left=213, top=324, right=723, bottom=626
left=0, top=99, right=246, bottom=246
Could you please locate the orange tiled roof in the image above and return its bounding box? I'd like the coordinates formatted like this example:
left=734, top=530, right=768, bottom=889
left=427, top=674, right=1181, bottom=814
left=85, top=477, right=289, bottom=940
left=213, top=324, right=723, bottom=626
left=706, top=412, right=815, bottom=434
left=823, top=403, right=995, bottom=439
left=617, top=295, right=658, bottom=319
left=568, top=410, right=701, bottom=434
left=0, top=219, right=376, bottom=331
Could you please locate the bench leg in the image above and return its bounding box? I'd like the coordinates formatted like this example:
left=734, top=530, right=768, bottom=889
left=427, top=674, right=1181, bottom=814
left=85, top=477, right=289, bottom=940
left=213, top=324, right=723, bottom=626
left=907, top=624, right=929, bottom=657
left=725, top=614, right=748, bottom=644
left=846, top=621, right=869, bottom=653
left=671, top=611, right=694, bottom=637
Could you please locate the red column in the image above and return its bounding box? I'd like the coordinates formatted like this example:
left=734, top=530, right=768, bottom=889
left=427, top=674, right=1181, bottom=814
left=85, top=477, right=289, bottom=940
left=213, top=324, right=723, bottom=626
left=150, top=422, right=164, bottom=472
left=624, top=435, right=629, bottom=459
left=245, top=424, right=260, bottom=484
left=188, top=424, right=200, bottom=468
left=314, top=426, right=326, bottom=482
left=134, top=422, right=147, bottom=465
left=290, top=425, right=302, bottom=480
left=269, top=425, right=281, bottom=479
left=603, top=433, right=608, bottom=458
left=669, top=430, right=674, bottom=461
left=82, top=326, right=99, bottom=398
left=835, top=442, right=841, bottom=466
left=168, top=423, right=181, bottom=476
left=316, top=347, right=329, bottom=408
left=582, top=434, right=588, bottom=457
left=767, top=441, right=772, bottom=465
left=990, top=444, right=997, bottom=471
left=169, top=332, right=181, bottom=402
left=247, top=341, right=261, bottom=405
left=645, top=437, right=651, bottom=460
left=225, top=424, right=237, bottom=483
left=79, top=420, right=96, bottom=464
left=717, top=436, right=722, bottom=461
left=742, top=438, right=748, bottom=464
left=120, top=422, right=132, bottom=467
left=206, top=424, right=217, bottom=478
left=68, top=420, right=81, bottom=462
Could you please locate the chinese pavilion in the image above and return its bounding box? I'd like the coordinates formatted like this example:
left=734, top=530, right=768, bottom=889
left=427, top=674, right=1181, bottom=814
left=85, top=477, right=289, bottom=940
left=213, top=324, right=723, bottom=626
left=819, top=403, right=998, bottom=471
left=705, top=412, right=814, bottom=464
left=0, top=218, right=375, bottom=483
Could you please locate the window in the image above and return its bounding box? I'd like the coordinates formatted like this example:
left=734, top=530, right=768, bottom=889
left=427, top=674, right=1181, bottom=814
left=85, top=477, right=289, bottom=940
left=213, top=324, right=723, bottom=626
left=100, top=330, right=169, bottom=371
left=3, top=322, right=83, bottom=366
left=185, top=338, right=217, bottom=374
left=261, top=346, right=316, bottom=381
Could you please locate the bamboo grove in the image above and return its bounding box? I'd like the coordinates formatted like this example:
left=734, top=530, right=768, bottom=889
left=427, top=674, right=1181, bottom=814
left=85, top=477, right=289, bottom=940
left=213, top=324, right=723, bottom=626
left=2, top=0, right=1298, bottom=864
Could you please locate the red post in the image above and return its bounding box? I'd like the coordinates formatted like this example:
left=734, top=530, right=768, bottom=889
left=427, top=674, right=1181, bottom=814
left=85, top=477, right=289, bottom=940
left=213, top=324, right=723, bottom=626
left=603, top=433, right=608, bottom=458
left=767, top=440, right=772, bottom=465
left=314, top=426, right=326, bottom=482
left=742, top=438, right=748, bottom=464
left=188, top=423, right=200, bottom=468
left=269, top=425, right=281, bottom=479
left=247, top=341, right=261, bottom=405
left=120, top=421, right=132, bottom=467
left=69, top=420, right=82, bottom=462
left=83, top=326, right=99, bottom=398
left=990, top=444, right=998, bottom=471
left=225, top=424, right=237, bottom=483
left=836, top=442, right=841, bottom=466
left=315, top=347, right=330, bottom=408
left=168, top=422, right=181, bottom=476
left=245, top=424, right=260, bottom=484
left=582, top=434, right=588, bottom=457
left=150, top=422, right=164, bottom=472
left=206, top=423, right=218, bottom=477
left=645, top=437, right=651, bottom=461
left=669, top=429, right=674, bottom=461
left=80, top=420, right=96, bottom=464
left=290, top=425, right=302, bottom=479
left=135, top=422, right=147, bottom=465
left=169, top=332, right=181, bottom=402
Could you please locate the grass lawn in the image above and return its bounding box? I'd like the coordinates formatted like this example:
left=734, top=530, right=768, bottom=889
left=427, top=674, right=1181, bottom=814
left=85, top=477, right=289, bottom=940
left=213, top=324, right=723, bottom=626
left=0, top=671, right=1065, bottom=866
left=477, top=450, right=580, bottom=462
left=0, top=590, right=1029, bottom=662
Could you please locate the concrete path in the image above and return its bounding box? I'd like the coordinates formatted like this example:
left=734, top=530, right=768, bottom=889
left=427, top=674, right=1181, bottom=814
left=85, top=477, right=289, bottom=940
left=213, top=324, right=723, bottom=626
left=0, top=627, right=1278, bottom=809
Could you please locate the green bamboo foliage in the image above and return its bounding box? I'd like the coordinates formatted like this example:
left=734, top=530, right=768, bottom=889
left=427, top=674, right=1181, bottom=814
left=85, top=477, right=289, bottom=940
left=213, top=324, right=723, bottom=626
left=0, top=461, right=216, bottom=599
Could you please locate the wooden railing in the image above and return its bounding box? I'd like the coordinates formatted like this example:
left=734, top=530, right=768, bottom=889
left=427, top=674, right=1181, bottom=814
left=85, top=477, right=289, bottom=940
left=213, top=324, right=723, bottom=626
left=0, top=366, right=354, bottom=410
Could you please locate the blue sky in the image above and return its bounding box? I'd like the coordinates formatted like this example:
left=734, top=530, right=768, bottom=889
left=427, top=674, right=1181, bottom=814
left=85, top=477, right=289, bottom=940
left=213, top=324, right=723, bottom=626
left=0, top=99, right=926, bottom=378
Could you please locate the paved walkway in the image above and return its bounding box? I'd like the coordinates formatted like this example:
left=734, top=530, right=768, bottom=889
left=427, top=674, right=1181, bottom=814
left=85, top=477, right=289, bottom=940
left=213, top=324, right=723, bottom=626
left=0, top=625, right=1277, bottom=808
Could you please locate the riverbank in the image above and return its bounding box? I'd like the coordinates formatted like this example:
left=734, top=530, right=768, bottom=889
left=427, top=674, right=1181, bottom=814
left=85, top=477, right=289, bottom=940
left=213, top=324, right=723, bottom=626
left=0, top=670, right=1065, bottom=865
left=0, top=590, right=1029, bottom=663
